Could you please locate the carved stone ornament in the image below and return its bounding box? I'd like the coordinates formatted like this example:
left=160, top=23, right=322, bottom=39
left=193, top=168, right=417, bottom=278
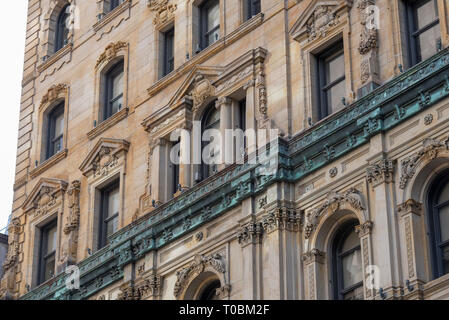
left=147, top=0, right=177, bottom=27
left=95, top=41, right=127, bottom=69
left=79, top=138, right=130, bottom=178
left=355, top=220, right=373, bottom=237
left=64, top=180, right=81, bottom=234
left=305, top=188, right=365, bottom=239
left=399, top=136, right=449, bottom=189
left=117, top=281, right=140, bottom=300
left=306, top=5, right=340, bottom=41
left=40, top=84, right=68, bottom=109
left=261, top=207, right=302, bottom=234
left=173, top=253, right=226, bottom=298
left=191, top=74, right=216, bottom=112
left=357, top=0, right=378, bottom=55
left=135, top=274, right=163, bottom=299
left=237, top=221, right=263, bottom=246
left=366, top=158, right=395, bottom=186
left=33, top=186, right=58, bottom=218
left=301, top=248, right=325, bottom=265
left=2, top=218, right=21, bottom=273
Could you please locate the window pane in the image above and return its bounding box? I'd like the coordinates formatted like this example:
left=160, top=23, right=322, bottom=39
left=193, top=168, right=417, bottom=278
left=326, top=53, right=345, bottom=83
left=207, top=3, right=220, bottom=31
left=107, top=187, right=120, bottom=217
left=341, top=229, right=359, bottom=253
left=54, top=112, right=64, bottom=138
left=415, top=0, right=438, bottom=29
left=343, top=285, right=364, bottom=300
left=106, top=217, right=118, bottom=239
left=342, top=249, right=363, bottom=289
left=416, top=24, right=440, bottom=62
left=327, top=80, right=346, bottom=114
left=46, top=225, right=57, bottom=254
left=44, top=256, right=55, bottom=281
left=438, top=182, right=449, bottom=204
left=112, top=71, right=124, bottom=99
left=442, top=244, right=449, bottom=275
left=439, top=205, right=449, bottom=243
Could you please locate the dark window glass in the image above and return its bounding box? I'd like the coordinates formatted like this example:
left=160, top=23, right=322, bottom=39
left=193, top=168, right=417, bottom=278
left=55, top=5, right=70, bottom=53
left=110, top=0, right=122, bottom=11
left=99, top=181, right=120, bottom=249
left=163, top=27, right=175, bottom=77
left=201, top=103, right=220, bottom=180
left=239, top=99, right=247, bottom=151
left=428, top=170, right=449, bottom=279
left=200, top=0, right=220, bottom=50
left=46, top=103, right=64, bottom=160
left=405, top=0, right=441, bottom=66
left=198, top=280, right=221, bottom=300
left=316, top=41, right=346, bottom=120
left=38, top=221, right=57, bottom=285
left=245, top=0, right=261, bottom=21
left=104, top=61, right=124, bottom=121
left=332, top=221, right=364, bottom=300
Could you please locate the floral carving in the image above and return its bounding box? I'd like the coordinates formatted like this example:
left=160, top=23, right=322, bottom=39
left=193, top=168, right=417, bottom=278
left=366, top=158, right=395, bottom=186
left=173, top=253, right=226, bottom=298
left=305, top=188, right=365, bottom=239
left=357, top=0, right=378, bottom=55
left=399, top=137, right=449, bottom=189
left=191, top=74, right=215, bottom=112
left=355, top=220, right=373, bottom=237
left=147, top=0, right=177, bottom=27
left=93, top=147, right=119, bottom=178
left=306, top=5, right=339, bottom=41
left=424, top=114, right=434, bottom=125
left=261, top=207, right=302, bottom=233
left=95, top=41, right=127, bottom=69
left=237, top=221, right=263, bottom=246
left=40, top=84, right=68, bottom=109
left=117, top=281, right=139, bottom=300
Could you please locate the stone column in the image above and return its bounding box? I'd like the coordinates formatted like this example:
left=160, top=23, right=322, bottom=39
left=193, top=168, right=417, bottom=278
left=150, top=138, right=169, bottom=204
left=216, top=97, right=232, bottom=171
left=355, top=221, right=375, bottom=300
left=244, top=80, right=257, bottom=156
left=397, top=199, right=425, bottom=299
left=301, top=249, right=325, bottom=300
left=178, top=124, right=191, bottom=191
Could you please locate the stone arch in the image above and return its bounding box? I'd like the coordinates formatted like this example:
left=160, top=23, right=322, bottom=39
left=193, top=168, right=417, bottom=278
left=173, top=253, right=231, bottom=300
left=42, top=0, right=73, bottom=56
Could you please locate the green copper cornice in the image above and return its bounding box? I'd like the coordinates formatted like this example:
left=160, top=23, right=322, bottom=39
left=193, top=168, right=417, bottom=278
left=21, top=47, right=449, bottom=300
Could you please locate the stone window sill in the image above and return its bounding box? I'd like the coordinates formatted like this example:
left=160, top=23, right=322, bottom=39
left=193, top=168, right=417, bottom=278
left=30, top=149, right=68, bottom=180
left=37, top=44, right=72, bottom=73
left=93, top=0, right=132, bottom=34
left=87, top=107, right=129, bottom=140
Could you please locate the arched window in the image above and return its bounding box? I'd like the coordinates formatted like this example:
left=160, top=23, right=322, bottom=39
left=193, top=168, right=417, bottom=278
left=427, top=170, right=449, bottom=279
left=103, top=60, right=124, bottom=121
left=55, top=5, right=70, bottom=53
left=201, top=103, right=220, bottom=180
left=332, top=220, right=364, bottom=300
left=198, top=279, right=221, bottom=300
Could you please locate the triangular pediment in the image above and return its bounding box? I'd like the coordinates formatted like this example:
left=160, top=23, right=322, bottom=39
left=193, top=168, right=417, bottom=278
left=290, top=0, right=345, bottom=42
left=23, top=178, right=68, bottom=213
left=79, top=138, right=130, bottom=176
left=167, top=65, right=224, bottom=109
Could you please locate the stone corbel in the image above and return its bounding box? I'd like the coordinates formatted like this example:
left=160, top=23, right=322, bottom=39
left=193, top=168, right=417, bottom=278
left=117, top=280, right=139, bottom=300
left=261, top=207, right=302, bottom=235
left=237, top=220, right=263, bottom=247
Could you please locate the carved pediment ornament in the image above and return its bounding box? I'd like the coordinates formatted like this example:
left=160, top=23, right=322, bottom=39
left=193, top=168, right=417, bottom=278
left=23, top=179, right=68, bottom=219
left=79, top=138, right=130, bottom=177
left=399, top=136, right=449, bottom=189
left=305, top=188, right=366, bottom=239
left=306, top=5, right=340, bottom=41
left=191, top=74, right=216, bottom=113
left=173, top=253, right=226, bottom=298
left=95, top=41, right=128, bottom=69
left=40, top=84, right=68, bottom=109
left=147, top=0, right=177, bottom=27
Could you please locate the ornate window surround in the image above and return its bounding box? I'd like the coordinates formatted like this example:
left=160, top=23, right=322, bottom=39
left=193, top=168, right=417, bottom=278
left=301, top=186, right=374, bottom=300
left=38, top=0, right=74, bottom=83
left=79, top=138, right=130, bottom=252
left=88, top=41, right=130, bottom=140
left=22, top=178, right=68, bottom=288
left=93, top=0, right=135, bottom=41
left=289, top=0, right=355, bottom=126
left=31, top=84, right=70, bottom=180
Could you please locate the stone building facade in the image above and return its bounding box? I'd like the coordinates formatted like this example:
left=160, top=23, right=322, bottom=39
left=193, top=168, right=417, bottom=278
left=1, top=0, right=449, bottom=300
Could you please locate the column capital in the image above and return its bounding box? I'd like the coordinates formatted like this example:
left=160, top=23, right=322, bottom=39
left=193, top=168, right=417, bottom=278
left=301, top=249, right=325, bottom=265
left=397, top=199, right=423, bottom=217
left=355, top=220, right=374, bottom=238
left=215, top=96, right=232, bottom=109
left=243, top=79, right=255, bottom=91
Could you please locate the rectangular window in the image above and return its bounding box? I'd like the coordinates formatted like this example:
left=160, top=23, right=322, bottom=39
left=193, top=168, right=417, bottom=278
left=163, top=27, right=175, bottom=77
left=46, top=103, right=64, bottom=160
left=316, top=41, right=346, bottom=120
left=104, top=61, right=124, bottom=121
left=110, top=0, right=122, bottom=11
left=405, top=0, right=441, bottom=66
left=38, top=220, right=57, bottom=285
left=98, top=181, right=120, bottom=249
left=200, top=0, right=220, bottom=50
left=244, top=0, right=261, bottom=21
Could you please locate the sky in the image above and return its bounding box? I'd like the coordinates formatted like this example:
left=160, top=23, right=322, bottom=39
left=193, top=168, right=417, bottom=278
left=0, top=1, right=28, bottom=231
